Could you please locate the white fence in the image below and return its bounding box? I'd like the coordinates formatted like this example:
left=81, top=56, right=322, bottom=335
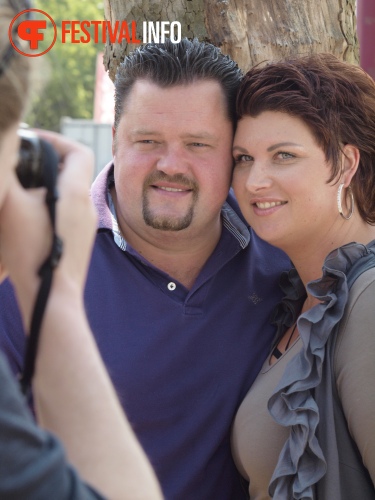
left=60, top=118, right=113, bottom=179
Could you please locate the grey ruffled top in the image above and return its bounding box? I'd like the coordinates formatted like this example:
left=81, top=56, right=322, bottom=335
left=267, top=240, right=375, bottom=499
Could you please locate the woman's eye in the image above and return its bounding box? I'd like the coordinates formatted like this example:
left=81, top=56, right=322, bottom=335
left=234, top=154, right=253, bottom=163
left=277, top=152, right=294, bottom=160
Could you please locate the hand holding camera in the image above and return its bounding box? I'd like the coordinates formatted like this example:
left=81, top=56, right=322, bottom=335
left=0, top=130, right=96, bottom=331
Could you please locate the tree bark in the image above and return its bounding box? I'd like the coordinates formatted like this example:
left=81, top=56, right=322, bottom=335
left=103, top=0, right=358, bottom=81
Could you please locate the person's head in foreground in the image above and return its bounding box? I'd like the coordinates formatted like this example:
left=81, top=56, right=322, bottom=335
left=0, top=0, right=29, bottom=206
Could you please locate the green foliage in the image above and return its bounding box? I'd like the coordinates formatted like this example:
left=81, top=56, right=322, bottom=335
left=25, top=0, right=104, bottom=131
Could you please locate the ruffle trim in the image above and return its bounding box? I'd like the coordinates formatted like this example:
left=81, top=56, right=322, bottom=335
left=267, top=240, right=375, bottom=499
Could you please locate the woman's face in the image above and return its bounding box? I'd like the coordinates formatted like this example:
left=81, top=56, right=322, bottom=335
left=232, top=111, right=340, bottom=253
left=0, top=123, right=20, bottom=209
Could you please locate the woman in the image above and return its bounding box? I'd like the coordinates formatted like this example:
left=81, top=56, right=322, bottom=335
left=231, top=53, right=375, bottom=499
left=0, top=1, right=161, bottom=498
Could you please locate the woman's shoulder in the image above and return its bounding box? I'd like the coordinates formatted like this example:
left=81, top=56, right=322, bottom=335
left=334, top=266, right=375, bottom=365
left=344, top=266, right=375, bottom=319
left=333, top=267, right=375, bottom=485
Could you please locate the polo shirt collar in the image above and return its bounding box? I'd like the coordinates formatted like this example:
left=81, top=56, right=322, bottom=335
left=90, top=161, right=250, bottom=252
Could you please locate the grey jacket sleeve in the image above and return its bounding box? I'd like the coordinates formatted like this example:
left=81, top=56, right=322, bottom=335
left=0, top=353, right=105, bottom=500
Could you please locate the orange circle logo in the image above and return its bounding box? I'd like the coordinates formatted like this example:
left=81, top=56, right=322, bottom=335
left=9, top=9, right=57, bottom=57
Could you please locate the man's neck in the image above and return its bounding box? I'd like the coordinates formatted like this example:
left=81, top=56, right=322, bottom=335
left=122, top=220, right=222, bottom=290
left=109, top=185, right=224, bottom=289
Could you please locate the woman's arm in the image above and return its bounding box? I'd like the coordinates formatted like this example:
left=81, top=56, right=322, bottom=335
left=334, top=268, right=375, bottom=484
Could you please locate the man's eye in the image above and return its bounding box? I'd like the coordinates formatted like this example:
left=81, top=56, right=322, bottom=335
left=234, top=154, right=253, bottom=163
left=190, top=142, right=208, bottom=147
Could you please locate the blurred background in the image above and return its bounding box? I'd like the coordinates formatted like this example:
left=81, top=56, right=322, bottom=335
left=24, top=0, right=375, bottom=179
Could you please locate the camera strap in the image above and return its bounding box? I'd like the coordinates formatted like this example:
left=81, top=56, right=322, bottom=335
left=19, top=141, right=63, bottom=397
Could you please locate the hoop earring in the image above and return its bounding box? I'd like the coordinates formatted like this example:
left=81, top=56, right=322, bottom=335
left=337, top=183, right=354, bottom=220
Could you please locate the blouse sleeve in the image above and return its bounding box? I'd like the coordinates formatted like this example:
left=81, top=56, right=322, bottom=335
left=334, top=269, right=375, bottom=484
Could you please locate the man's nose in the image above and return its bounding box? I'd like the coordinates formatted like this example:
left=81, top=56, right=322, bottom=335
left=156, top=146, right=189, bottom=175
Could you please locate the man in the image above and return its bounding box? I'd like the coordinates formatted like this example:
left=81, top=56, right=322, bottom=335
left=0, top=39, right=290, bottom=499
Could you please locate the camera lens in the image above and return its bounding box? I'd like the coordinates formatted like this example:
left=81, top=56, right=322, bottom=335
left=16, top=130, right=43, bottom=188
left=16, top=129, right=59, bottom=189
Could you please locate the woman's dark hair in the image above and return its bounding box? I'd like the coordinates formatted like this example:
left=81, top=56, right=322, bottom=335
left=236, top=53, right=375, bottom=224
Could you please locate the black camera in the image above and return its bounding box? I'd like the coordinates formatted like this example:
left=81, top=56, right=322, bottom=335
left=16, top=129, right=59, bottom=189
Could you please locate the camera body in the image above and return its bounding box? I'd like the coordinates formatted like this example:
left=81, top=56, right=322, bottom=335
left=16, top=129, right=59, bottom=189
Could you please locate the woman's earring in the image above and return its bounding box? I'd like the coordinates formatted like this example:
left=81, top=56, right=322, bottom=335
left=337, top=183, right=354, bottom=220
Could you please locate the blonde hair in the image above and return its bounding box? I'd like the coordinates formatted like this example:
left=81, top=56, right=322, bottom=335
left=0, top=0, right=29, bottom=137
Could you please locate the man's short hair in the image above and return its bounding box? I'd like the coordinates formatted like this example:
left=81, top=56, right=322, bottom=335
left=114, top=38, right=242, bottom=129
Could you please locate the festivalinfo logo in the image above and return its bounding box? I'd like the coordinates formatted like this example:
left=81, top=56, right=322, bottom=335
left=9, top=9, right=182, bottom=57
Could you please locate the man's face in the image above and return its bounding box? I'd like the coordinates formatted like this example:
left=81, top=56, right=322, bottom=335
left=112, top=80, right=234, bottom=241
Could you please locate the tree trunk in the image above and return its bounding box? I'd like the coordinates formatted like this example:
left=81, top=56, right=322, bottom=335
left=103, top=0, right=358, bottom=81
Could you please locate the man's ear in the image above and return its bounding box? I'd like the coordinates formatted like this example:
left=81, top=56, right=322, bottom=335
left=112, top=126, right=116, bottom=158
left=341, top=144, right=360, bottom=187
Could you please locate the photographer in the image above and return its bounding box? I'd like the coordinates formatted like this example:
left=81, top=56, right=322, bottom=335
left=0, top=2, right=161, bottom=499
